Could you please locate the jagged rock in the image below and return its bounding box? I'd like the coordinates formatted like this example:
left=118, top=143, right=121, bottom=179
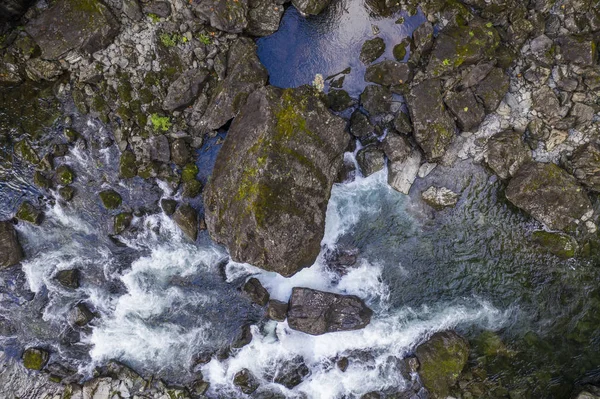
left=162, top=69, right=209, bottom=111
left=287, top=287, right=373, bottom=335
left=406, top=79, right=456, bottom=161
left=459, top=63, right=494, bottom=89
left=327, top=89, right=355, bottom=112
left=68, top=303, right=95, bottom=327
left=532, top=86, right=561, bottom=121
left=569, top=103, right=595, bottom=127
left=528, top=34, right=555, bottom=66
left=246, top=0, right=285, bottom=36
left=173, top=204, right=198, bottom=241
left=267, top=299, right=288, bottom=321
left=292, top=0, right=331, bottom=15
left=0, top=221, right=23, bottom=268
left=444, top=88, right=485, bottom=132
left=360, top=38, right=386, bottom=64
left=142, top=0, right=171, bottom=17
left=204, top=86, right=348, bottom=277
left=195, top=38, right=268, bottom=133
left=25, top=0, right=119, bottom=60
left=193, top=0, right=249, bottom=33
left=122, top=0, right=143, bottom=21
left=233, top=369, right=259, bottom=394
left=393, top=112, right=412, bottom=134
left=485, top=131, right=532, bottom=180
left=557, top=35, right=597, bottom=66
left=531, top=231, right=578, bottom=259
left=16, top=201, right=42, bottom=225
left=365, top=60, right=413, bottom=86
left=22, top=348, right=49, bottom=370
left=421, top=186, right=460, bottom=210
left=272, top=356, right=310, bottom=389
left=360, top=85, right=393, bottom=116
left=143, top=135, right=171, bottom=164
left=410, top=21, right=434, bottom=64
left=506, top=162, right=593, bottom=231
left=382, top=132, right=420, bottom=194
left=356, top=146, right=385, bottom=177
left=349, top=110, right=375, bottom=140
left=416, top=331, right=469, bottom=399
left=567, top=143, right=600, bottom=192
left=473, top=67, right=509, bottom=113
left=55, top=269, right=79, bottom=289
left=25, top=58, right=63, bottom=82
left=243, top=278, right=270, bottom=306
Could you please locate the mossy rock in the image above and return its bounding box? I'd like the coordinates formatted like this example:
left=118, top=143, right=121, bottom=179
left=99, top=189, right=122, bottom=210
left=393, top=39, right=409, bottom=61
left=16, top=201, right=42, bottom=225
left=119, top=150, right=138, bottom=179
left=55, top=164, right=74, bottom=185
left=474, top=331, right=509, bottom=357
left=15, top=140, right=40, bottom=165
left=182, top=180, right=203, bottom=198
left=59, top=186, right=75, bottom=201
left=181, top=163, right=199, bottom=182
left=64, top=128, right=78, bottom=143
left=531, top=230, right=578, bottom=258
left=33, top=171, right=51, bottom=190
left=360, top=37, right=386, bottom=64
left=22, top=348, right=49, bottom=370
left=114, top=212, right=133, bottom=235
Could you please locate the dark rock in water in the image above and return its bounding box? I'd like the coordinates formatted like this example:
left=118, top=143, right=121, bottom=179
left=59, top=186, right=75, bottom=202
left=361, top=392, right=381, bottom=399
left=243, top=277, right=270, bottom=306
left=506, top=162, right=593, bottom=231
left=272, top=356, right=310, bottom=389
left=406, top=79, right=456, bottom=161
left=287, top=287, right=373, bottom=335
left=113, top=213, right=133, bottom=235
left=557, top=35, right=597, bottom=66
left=25, top=0, right=119, bottom=60
left=170, top=138, right=190, bottom=167
left=365, top=60, right=413, bottom=87
left=142, top=0, right=171, bottom=17
left=360, top=85, right=393, bottom=116
left=393, top=39, right=409, bottom=61
left=231, top=324, right=253, bottom=349
left=55, top=164, right=75, bottom=185
left=191, top=379, right=210, bottom=396
left=485, top=131, right=532, bottom=180
left=444, top=89, right=485, bottom=132
left=337, top=357, right=349, bottom=372
left=161, top=199, right=177, bottom=216
left=382, top=132, right=421, bottom=194
left=567, top=143, right=600, bottom=192
left=233, top=368, right=259, bottom=394
left=162, top=69, right=209, bottom=112
left=327, top=89, right=355, bottom=112
left=173, top=204, right=198, bottom=241
left=0, top=0, right=34, bottom=21
left=531, top=230, right=578, bottom=259
left=0, top=221, right=23, bottom=268
left=16, top=201, right=42, bottom=225
left=204, top=86, right=348, bottom=277
left=473, top=67, right=509, bottom=113
left=196, top=38, right=268, bottom=133
left=267, top=299, right=288, bottom=321
left=55, top=269, right=79, bottom=289
left=421, top=186, right=460, bottom=210
left=22, top=348, right=49, bottom=370
left=350, top=110, right=374, bottom=140
left=99, top=190, right=122, bottom=210
left=247, top=0, right=285, bottom=37
left=193, top=0, right=248, bottom=33
left=360, top=38, right=386, bottom=64
left=119, top=151, right=137, bottom=179
left=34, top=171, right=51, bottom=190
left=324, top=246, right=359, bottom=273
left=356, top=145, right=385, bottom=177
left=292, top=0, right=331, bottom=15
left=68, top=303, right=95, bottom=327
left=415, top=331, right=469, bottom=399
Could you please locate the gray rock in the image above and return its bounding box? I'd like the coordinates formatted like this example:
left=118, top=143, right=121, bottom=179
left=292, top=0, right=331, bottom=15
left=410, top=21, right=434, bottom=63
left=485, top=131, right=532, bottom=180
left=55, top=269, right=79, bottom=289
left=161, top=199, right=177, bottom=216
left=532, top=86, right=561, bottom=121
left=529, top=34, right=555, bottom=66
left=365, top=60, right=413, bottom=87
left=173, top=204, right=198, bottom=241
left=567, top=143, right=600, bottom=192
left=327, top=89, right=355, bottom=112
left=406, top=79, right=456, bottom=161
left=393, top=112, right=412, bottom=134
left=382, top=132, right=421, bottom=194
left=196, top=38, right=268, bottom=133
left=233, top=369, right=259, bottom=394
left=459, top=63, right=494, bottom=89
left=68, top=303, right=95, bottom=327
left=162, top=69, right=209, bottom=111
left=193, top=0, right=249, bottom=33
left=557, top=35, right=597, bottom=66
left=473, top=67, right=509, bottom=113
left=25, top=58, right=63, bottom=82
left=243, top=277, right=270, bottom=306
left=272, top=356, right=310, bottom=389
left=145, top=135, right=171, bottom=164
left=360, top=37, right=386, bottom=64
left=267, top=299, right=288, bottom=321
left=360, top=85, right=393, bottom=116
left=204, top=86, right=348, bottom=276
left=170, top=138, right=190, bottom=166
left=444, top=89, right=485, bottom=132
left=569, top=102, right=596, bottom=127
left=25, top=0, right=119, bottom=60
left=506, top=162, right=593, bottom=231
left=0, top=221, right=23, bottom=268
left=287, top=287, right=373, bottom=335
left=357, top=146, right=385, bottom=177
left=421, top=186, right=460, bottom=210
left=142, top=0, right=171, bottom=17
left=350, top=110, right=375, bottom=141
left=246, top=0, right=284, bottom=36
left=122, top=0, right=143, bottom=21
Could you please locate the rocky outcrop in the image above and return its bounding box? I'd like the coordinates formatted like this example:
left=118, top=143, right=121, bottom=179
left=195, top=37, right=268, bottom=134
left=193, top=0, right=249, bottom=33
left=356, top=146, right=385, bottom=177
left=25, top=0, right=120, bottom=60
left=421, top=186, right=460, bottom=210
left=485, top=131, right=532, bottom=180
left=567, top=143, right=600, bottom=192
left=415, top=331, right=469, bottom=399
left=292, top=0, right=332, bottom=15
left=204, top=86, right=348, bottom=277
left=365, top=60, right=413, bottom=87
left=243, top=278, right=270, bottom=306
left=287, top=287, right=373, bottom=335
left=505, top=162, right=593, bottom=231
left=173, top=204, right=198, bottom=241
left=246, top=0, right=285, bottom=37
left=162, top=69, right=209, bottom=112
left=382, top=132, right=421, bottom=194
left=360, top=38, right=385, bottom=64
left=0, top=221, right=23, bottom=268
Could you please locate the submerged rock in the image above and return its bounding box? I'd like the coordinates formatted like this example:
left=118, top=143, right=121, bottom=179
left=415, top=331, right=469, bottom=399
left=173, top=204, right=198, bottom=241
left=292, top=0, right=331, bottom=15
left=99, top=190, right=122, bottom=210
left=485, top=131, right=532, bottom=180
left=287, top=287, right=373, bottom=335
left=382, top=132, right=421, bottom=194
left=505, top=162, right=593, bottom=231
left=55, top=269, right=79, bottom=289
left=0, top=221, right=23, bottom=268
left=233, top=368, right=259, bottom=394
left=272, top=356, right=310, bottom=389
left=25, top=0, right=119, bottom=60
left=204, top=86, right=348, bottom=277
left=243, top=277, right=270, bottom=306
left=22, top=348, right=49, bottom=370
left=531, top=230, right=578, bottom=259
left=421, top=186, right=460, bottom=210
left=68, top=303, right=95, bottom=327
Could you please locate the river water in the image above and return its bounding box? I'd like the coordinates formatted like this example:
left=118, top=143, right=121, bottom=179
left=0, top=0, right=600, bottom=398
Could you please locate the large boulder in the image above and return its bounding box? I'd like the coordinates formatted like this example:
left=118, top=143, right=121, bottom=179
left=415, top=331, right=469, bottom=399
left=506, top=162, right=593, bottom=231
left=25, top=0, right=119, bottom=60
left=287, top=287, right=373, bottom=335
left=484, top=131, right=531, bottom=180
left=292, top=0, right=331, bottom=15
left=567, top=143, right=600, bottom=192
left=0, top=221, right=23, bottom=268
left=365, top=60, right=413, bottom=87
left=246, top=0, right=285, bottom=37
left=162, top=69, right=209, bottom=112
left=195, top=37, right=268, bottom=134
left=406, top=79, right=457, bottom=161
left=193, top=0, right=249, bottom=33
left=382, top=132, right=421, bottom=194
left=204, top=86, right=348, bottom=277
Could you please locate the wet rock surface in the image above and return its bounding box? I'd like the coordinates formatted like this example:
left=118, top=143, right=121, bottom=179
left=0, top=221, right=23, bottom=268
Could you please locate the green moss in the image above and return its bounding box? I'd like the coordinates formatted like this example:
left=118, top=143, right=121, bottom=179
left=22, top=348, right=49, bottom=370
left=119, top=151, right=137, bottom=179
left=148, top=13, right=161, bottom=23
left=198, top=33, right=212, bottom=45
left=181, top=163, right=199, bottom=182
left=114, top=212, right=133, bottom=235
left=117, top=76, right=133, bottom=103
left=16, top=201, right=41, bottom=225
left=159, top=33, right=180, bottom=47
left=182, top=180, right=203, bottom=198
left=59, top=186, right=75, bottom=201
left=99, top=189, right=122, bottom=210
left=531, top=230, right=577, bottom=258
left=15, top=140, right=40, bottom=165
left=138, top=162, right=159, bottom=179
left=34, top=171, right=51, bottom=190
left=55, top=165, right=74, bottom=185
left=393, top=42, right=407, bottom=61
left=64, top=128, right=78, bottom=143
left=150, top=113, right=171, bottom=132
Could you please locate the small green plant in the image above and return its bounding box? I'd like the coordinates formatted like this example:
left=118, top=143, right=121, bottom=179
left=442, top=58, right=451, bottom=66
left=148, top=13, right=160, bottom=23
left=159, top=33, right=178, bottom=47
left=150, top=114, right=172, bottom=132
left=198, top=33, right=212, bottom=45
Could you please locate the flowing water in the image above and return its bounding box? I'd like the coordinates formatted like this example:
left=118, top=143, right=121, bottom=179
left=1, top=1, right=600, bottom=398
